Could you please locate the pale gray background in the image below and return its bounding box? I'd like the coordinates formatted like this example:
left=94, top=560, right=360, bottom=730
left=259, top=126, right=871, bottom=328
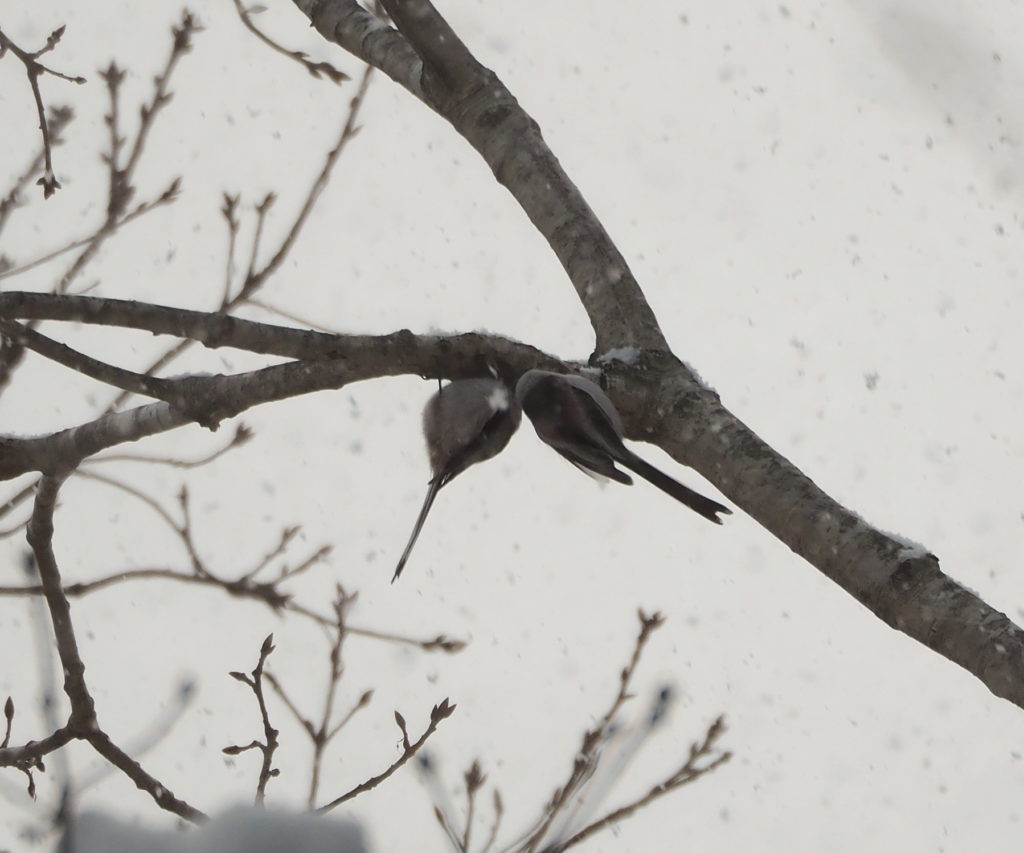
left=1, top=1, right=1023, bottom=851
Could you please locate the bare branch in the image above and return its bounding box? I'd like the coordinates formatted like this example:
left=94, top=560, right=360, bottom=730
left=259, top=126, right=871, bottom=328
left=26, top=473, right=94, bottom=725
left=548, top=718, right=731, bottom=853
left=297, top=0, right=1024, bottom=714
left=244, top=298, right=343, bottom=334
left=0, top=179, right=180, bottom=283
left=480, top=789, right=503, bottom=853
left=224, top=635, right=281, bottom=804
left=264, top=673, right=316, bottom=739
left=220, top=192, right=241, bottom=305
left=316, top=698, right=456, bottom=813
left=0, top=724, right=75, bottom=794
left=522, top=611, right=663, bottom=852
left=325, top=688, right=372, bottom=742
left=89, top=423, right=254, bottom=468
left=2, top=698, right=13, bottom=749
left=296, top=0, right=424, bottom=99
left=298, top=0, right=664, bottom=352
left=242, top=64, right=372, bottom=295
left=232, top=0, right=350, bottom=83
left=86, top=729, right=205, bottom=822
left=244, top=193, right=276, bottom=285
left=121, top=11, right=201, bottom=187
left=462, top=760, right=486, bottom=851
left=239, top=525, right=300, bottom=582
left=0, top=25, right=86, bottom=198
left=105, top=62, right=374, bottom=411
left=53, top=11, right=197, bottom=294
left=0, top=291, right=559, bottom=376
left=19, top=473, right=204, bottom=821
left=0, top=319, right=177, bottom=400
left=0, top=105, right=73, bottom=235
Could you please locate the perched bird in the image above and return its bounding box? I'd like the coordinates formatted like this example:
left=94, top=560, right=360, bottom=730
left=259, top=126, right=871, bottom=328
left=393, top=377, right=521, bottom=581
left=515, top=370, right=730, bottom=523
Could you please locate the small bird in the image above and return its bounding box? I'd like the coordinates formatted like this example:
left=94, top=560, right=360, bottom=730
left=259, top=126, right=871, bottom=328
left=515, top=369, right=730, bottom=523
left=393, top=377, right=521, bottom=581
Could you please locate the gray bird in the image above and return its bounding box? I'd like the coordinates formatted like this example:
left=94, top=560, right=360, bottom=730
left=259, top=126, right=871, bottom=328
left=515, top=369, right=730, bottom=524
left=393, top=377, right=521, bottom=581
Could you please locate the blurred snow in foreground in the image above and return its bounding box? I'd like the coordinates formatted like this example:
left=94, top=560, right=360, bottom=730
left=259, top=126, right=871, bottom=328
left=55, top=807, right=369, bottom=853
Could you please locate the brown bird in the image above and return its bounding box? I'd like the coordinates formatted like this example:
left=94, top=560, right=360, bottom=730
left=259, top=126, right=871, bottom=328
left=515, top=370, right=729, bottom=524
left=393, top=377, right=521, bottom=581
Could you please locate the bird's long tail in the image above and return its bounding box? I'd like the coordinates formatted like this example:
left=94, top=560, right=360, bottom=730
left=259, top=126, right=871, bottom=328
left=620, top=453, right=731, bottom=524
left=393, top=478, right=443, bottom=582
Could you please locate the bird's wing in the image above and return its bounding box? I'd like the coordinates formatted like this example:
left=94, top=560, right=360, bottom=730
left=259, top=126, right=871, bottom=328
left=560, top=380, right=632, bottom=462
left=519, top=373, right=631, bottom=481
left=558, top=373, right=626, bottom=436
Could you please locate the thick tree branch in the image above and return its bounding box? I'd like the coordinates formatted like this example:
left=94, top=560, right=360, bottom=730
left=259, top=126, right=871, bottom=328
left=291, top=1, right=1024, bottom=712
left=0, top=291, right=340, bottom=358
left=603, top=358, right=1024, bottom=709
left=103, top=62, right=369, bottom=412
left=294, top=0, right=425, bottom=100
left=0, top=327, right=558, bottom=479
left=293, top=0, right=664, bottom=353
left=17, top=473, right=205, bottom=822
left=0, top=291, right=558, bottom=372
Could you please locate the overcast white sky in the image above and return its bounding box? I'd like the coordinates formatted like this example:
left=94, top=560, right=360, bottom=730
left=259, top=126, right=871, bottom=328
left=2, top=1, right=1023, bottom=851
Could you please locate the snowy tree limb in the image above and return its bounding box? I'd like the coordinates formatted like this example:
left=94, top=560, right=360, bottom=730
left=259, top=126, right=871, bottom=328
left=290, top=0, right=1024, bottom=711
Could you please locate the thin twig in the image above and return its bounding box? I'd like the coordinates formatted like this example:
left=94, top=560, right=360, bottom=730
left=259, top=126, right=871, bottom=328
left=1, top=697, right=13, bottom=749
left=0, top=105, right=73, bottom=235
left=325, top=688, right=372, bottom=742
left=240, top=525, right=299, bottom=583
left=480, top=790, right=504, bottom=853
left=76, top=469, right=181, bottom=533
left=0, top=567, right=461, bottom=651
left=231, top=0, right=349, bottom=83
left=548, top=718, right=731, bottom=853
left=0, top=180, right=180, bottom=282
left=522, top=610, right=663, bottom=852
left=0, top=25, right=86, bottom=198
left=244, top=193, right=276, bottom=286
left=99, top=63, right=130, bottom=219
left=224, top=634, right=281, bottom=805
left=462, top=760, right=486, bottom=852
left=88, top=423, right=254, bottom=468
left=105, top=62, right=374, bottom=411
left=246, top=297, right=344, bottom=333
left=263, top=673, right=315, bottom=739
left=316, top=698, right=456, bottom=813
left=306, top=588, right=359, bottom=806
left=433, top=805, right=463, bottom=852
left=276, top=544, right=332, bottom=583
left=177, top=485, right=211, bottom=578
left=221, top=193, right=240, bottom=306
left=56, top=11, right=197, bottom=294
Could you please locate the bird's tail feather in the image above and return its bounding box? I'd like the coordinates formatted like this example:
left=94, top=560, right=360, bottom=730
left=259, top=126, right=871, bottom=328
left=621, top=453, right=730, bottom=524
